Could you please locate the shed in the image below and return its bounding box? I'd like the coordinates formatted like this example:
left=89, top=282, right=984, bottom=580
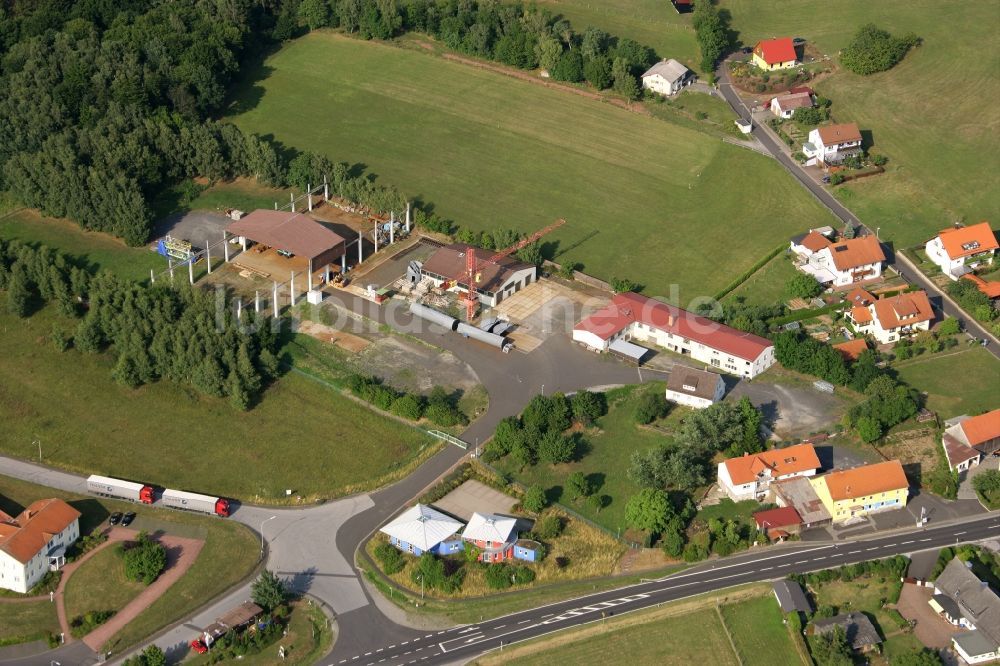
left=773, top=580, right=811, bottom=613
left=225, top=210, right=346, bottom=271
left=609, top=337, right=649, bottom=365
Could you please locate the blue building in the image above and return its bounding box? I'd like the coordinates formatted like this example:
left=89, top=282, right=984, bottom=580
left=380, top=504, right=464, bottom=556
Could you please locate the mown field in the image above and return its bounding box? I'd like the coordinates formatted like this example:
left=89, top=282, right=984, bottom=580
left=552, top=0, right=1000, bottom=248
left=229, top=33, right=838, bottom=301
left=894, top=346, right=1000, bottom=419
left=0, top=304, right=438, bottom=503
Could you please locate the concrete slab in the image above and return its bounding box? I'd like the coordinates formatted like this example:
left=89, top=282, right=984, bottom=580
left=431, top=480, right=517, bottom=523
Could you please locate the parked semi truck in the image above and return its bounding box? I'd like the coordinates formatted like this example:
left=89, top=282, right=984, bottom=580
left=160, top=489, right=230, bottom=517
left=86, top=475, right=154, bottom=504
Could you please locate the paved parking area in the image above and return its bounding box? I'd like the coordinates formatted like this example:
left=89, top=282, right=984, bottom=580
left=431, top=480, right=518, bottom=522
left=153, top=210, right=230, bottom=247
left=896, top=583, right=963, bottom=651
left=726, top=377, right=850, bottom=441
left=494, top=280, right=603, bottom=338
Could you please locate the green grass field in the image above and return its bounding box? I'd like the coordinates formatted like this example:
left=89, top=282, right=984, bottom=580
left=0, top=305, right=438, bottom=503
left=535, top=0, right=701, bottom=72
left=894, top=346, right=1000, bottom=419
left=0, top=600, right=59, bottom=645
left=0, top=474, right=258, bottom=653
left=723, top=251, right=799, bottom=305
left=229, top=33, right=838, bottom=301
left=496, top=384, right=683, bottom=533
left=63, top=547, right=145, bottom=630
left=720, top=595, right=805, bottom=666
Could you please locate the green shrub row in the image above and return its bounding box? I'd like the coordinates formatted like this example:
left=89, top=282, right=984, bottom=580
left=714, top=245, right=786, bottom=301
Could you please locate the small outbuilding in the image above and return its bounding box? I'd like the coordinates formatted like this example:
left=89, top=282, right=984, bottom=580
left=772, top=580, right=811, bottom=614
left=754, top=506, right=802, bottom=538
left=665, top=367, right=725, bottom=409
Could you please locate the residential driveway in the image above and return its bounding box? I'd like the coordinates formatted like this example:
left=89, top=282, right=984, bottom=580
left=431, top=480, right=517, bottom=522
left=896, top=583, right=963, bottom=652
left=960, top=456, right=999, bottom=501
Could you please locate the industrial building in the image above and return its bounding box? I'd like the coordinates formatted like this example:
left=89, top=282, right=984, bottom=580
left=716, top=443, right=821, bottom=502
left=573, top=292, right=776, bottom=378
left=0, top=498, right=80, bottom=593
left=419, top=244, right=537, bottom=307
left=809, top=460, right=909, bottom=523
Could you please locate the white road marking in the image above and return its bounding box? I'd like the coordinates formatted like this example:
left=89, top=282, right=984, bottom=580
left=364, top=653, right=371, bottom=657
left=920, top=538, right=932, bottom=542
left=760, top=566, right=773, bottom=571
left=956, top=531, right=967, bottom=535
left=849, top=550, right=861, bottom=554
left=901, top=541, right=914, bottom=545
left=495, top=624, right=506, bottom=629
left=867, top=547, right=878, bottom=551
left=518, top=619, right=531, bottom=625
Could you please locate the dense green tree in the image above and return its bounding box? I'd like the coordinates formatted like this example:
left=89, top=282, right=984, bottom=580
left=583, top=55, right=612, bottom=89
left=692, top=1, right=730, bottom=72
left=571, top=390, right=606, bottom=425
left=611, top=57, right=640, bottom=101
left=5, top=267, right=30, bottom=317
left=566, top=471, right=592, bottom=501
left=522, top=485, right=548, bottom=513
left=299, top=0, right=332, bottom=30
left=841, top=24, right=920, bottom=75
left=634, top=391, right=668, bottom=424
left=889, top=649, right=944, bottom=666
left=122, top=533, right=167, bottom=585
left=538, top=430, right=575, bottom=464
left=535, top=35, right=562, bottom=72
left=251, top=570, right=287, bottom=611
left=624, top=488, right=672, bottom=534
left=786, top=273, right=823, bottom=299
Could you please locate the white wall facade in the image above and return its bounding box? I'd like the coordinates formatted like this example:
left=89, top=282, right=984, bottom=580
left=0, top=519, right=78, bottom=593
left=641, top=73, right=688, bottom=96
left=854, top=310, right=931, bottom=345
left=803, top=129, right=863, bottom=164
left=717, top=464, right=817, bottom=502
left=814, top=248, right=883, bottom=286
left=925, top=236, right=996, bottom=280
left=665, top=378, right=724, bottom=410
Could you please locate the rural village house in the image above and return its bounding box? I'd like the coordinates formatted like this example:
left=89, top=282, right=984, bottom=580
left=803, top=123, right=863, bottom=166
left=573, top=292, right=776, bottom=378
left=0, top=498, right=80, bottom=594
left=941, top=408, right=1000, bottom=472
left=716, top=443, right=821, bottom=502
left=809, top=460, right=908, bottom=523
left=752, top=38, right=798, bottom=71
left=848, top=290, right=934, bottom=345
left=640, top=59, right=693, bottom=96
left=790, top=231, right=886, bottom=286
left=924, top=222, right=998, bottom=280
left=813, top=612, right=883, bottom=653
left=770, top=91, right=815, bottom=119
left=931, top=557, right=1000, bottom=664
left=379, top=504, right=464, bottom=557
left=664, top=366, right=726, bottom=409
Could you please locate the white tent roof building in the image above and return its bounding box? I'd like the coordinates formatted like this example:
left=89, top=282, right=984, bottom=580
left=461, top=513, right=518, bottom=545
left=379, top=504, right=463, bottom=552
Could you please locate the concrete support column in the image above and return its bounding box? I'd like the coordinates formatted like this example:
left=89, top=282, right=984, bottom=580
left=290, top=271, right=296, bottom=307
left=324, top=263, right=331, bottom=284
left=290, top=192, right=295, bottom=213
left=168, top=259, right=174, bottom=284
left=358, top=231, right=363, bottom=264
left=308, top=258, right=313, bottom=291
left=223, top=232, right=230, bottom=263
left=342, top=253, right=347, bottom=272
left=405, top=202, right=411, bottom=232
left=206, top=244, right=211, bottom=274
left=150, top=269, right=155, bottom=283
left=273, top=281, right=279, bottom=319
left=274, top=202, right=278, bottom=210
left=255, top=291, right=261, bottom=313
left=236, top=300, right=242, bottom=320
left=308, top=184, right=313, bottom=212
left=389, top=212, right=395, bottom=245
left=241, top=236, right=247, bottom=251
left=374, top=224, right=379, bottom=254
left=324, top=175, right=329, bottom=201
left=188, top=258, right=194, bottom=285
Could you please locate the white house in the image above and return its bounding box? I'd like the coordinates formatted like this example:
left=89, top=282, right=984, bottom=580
left=791, top=233, right=885, bottom=286
left=940, top=409, right=1000, bottom=472
left=803, top=123, right=863, bottom=166
left=924, top=222, right=998, bottom=280
left=716, top=443, right=821, bottom=502
left=0, top=498, right=81, bottom=594
left=640, top=59, right=693, bottom=96
left=848, top=290, right=934, bottom=345
left=931, top=557, right=1000, bottom=664
left=572, top=292, right=776, bottom=379
left=420, top=244, right=537, bottom=307
left=665, top=367, right=725, bottom=409
left=770, top=91, right=814, bottom=119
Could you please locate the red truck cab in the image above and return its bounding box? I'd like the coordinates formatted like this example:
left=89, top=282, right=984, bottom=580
left=215, top=498, right=231, bottom=517
left=139, top=485, right=155, bottom=504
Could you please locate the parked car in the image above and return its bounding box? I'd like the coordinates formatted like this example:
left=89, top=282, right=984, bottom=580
left=190, top=639, right=208, bottom=654
left=121, top=512, right=136, bottom=527
left=109, top=512, right=123, bottom=526
left=821, top=175, right=831, bottom=184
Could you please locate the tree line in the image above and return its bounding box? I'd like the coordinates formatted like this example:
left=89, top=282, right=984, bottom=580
left=0, top=239, right=279, bottom=410
left=297, top=0, right=658, bottom=99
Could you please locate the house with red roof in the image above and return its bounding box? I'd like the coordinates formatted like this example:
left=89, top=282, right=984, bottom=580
left=924, top=222, right=998, bottom=280
left=849, top=290, right=934, bottom=345
left=717, top=443, right=821, bottom=501
left=572, top=292, right=776, bottom=378
left=803, top=123, right=863, bottom=166
left=941, top=409, right=1000, bottom=472
left=752, top=38, right=798, bottom=71
left=754, top=506, right=802, bottom=539
left=0, top=498, right=80, bottom=593
left=791, top=232, right=886, bottom=287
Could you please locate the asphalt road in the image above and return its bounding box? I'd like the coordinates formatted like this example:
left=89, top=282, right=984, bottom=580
left=715, top=63, right=1000, bottom=359
left=326, top=513, right=1000, bottom=666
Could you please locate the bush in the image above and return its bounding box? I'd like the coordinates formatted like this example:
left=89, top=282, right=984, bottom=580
left=841, top=24, right=920, bottom=75
left=634, top=391, right=668, bottom=424
left=538, top=431, right=575, bottom=464
left=829, top=172, right=846, bottom=185
left=571, top=390, right=607, bottom=425
left=610, top=277, right=639, bottom=293
left=792, top=107, right=823, bottom=126
left=70, top=609, right=116, bottom=638
left=787, top=273, right=823, bottom=299
left=374, top=543, right=406, bottom=575
left=937, top=317, right=961, bottom=336
left=121, top=533, right=167, bottom=585
left=531, top=515, right=564, bottom=540
left=390, top=393, right=424, bottom=420
left=871, top=153, right=888, bottom=167
left=522, top=485, right=548, bottom=513
left=682, top=541, right=709, bottom=562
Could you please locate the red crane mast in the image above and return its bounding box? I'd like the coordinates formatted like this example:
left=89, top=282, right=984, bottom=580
left=462, top=218, right=566, bottom=320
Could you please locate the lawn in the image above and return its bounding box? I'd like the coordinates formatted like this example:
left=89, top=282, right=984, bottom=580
left=0, top=474, right=258, bottom=654
left=0, top=209, right=163, bottom=283
left=719, top=0, right=1000, bottom=248
left=723, top=251, right=799, bottom=305
left=495, top=383, right=682, bottom=534
left=534, top=0, right=701, bottom=72
left=0, top=600, right=59, bottom=645
left=720, top=595, right=806, bottom=666
left=63, top=546, right=146, bottom=631
left=0, top=305, right=439, bottom=503
left=811, top=575, right=898, bottom=637
left=894, top=346, right=1000, bottom=419
left=228, top=33, right=838, bottom=301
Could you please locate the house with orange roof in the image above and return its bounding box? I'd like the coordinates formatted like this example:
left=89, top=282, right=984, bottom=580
left=0, top=498, right=80, bottom=593
left=850, top=290, right=934, bottom=345
left=752, top=38, right=798, bottom=71
left=717, top=443, right=821, bottom=501
left=925, top=222, right=998, bottom=280
left=941, top=408, right=1000, bottom=472
left=792, top=232, right=886, bottom=286
left=803, top=123, right=863, bottom=166
left=810, top=460, right=909, bottom=522
left=963, top=274, right=1000, bottom=300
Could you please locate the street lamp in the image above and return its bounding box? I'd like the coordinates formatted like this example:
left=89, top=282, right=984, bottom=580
left=34, top=439, right=41, bottom=461
left=260, top=516, right=277, bottom=558
left=876, top=227, right=881, bottom=240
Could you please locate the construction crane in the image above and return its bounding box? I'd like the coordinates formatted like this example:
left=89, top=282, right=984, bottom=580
left=461, top=218, right=566, bottom=321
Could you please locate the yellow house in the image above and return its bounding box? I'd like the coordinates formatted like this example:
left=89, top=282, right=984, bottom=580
left=752, top=38, right=798, bottom=71
left=810, top=460, right=909, bottom=523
